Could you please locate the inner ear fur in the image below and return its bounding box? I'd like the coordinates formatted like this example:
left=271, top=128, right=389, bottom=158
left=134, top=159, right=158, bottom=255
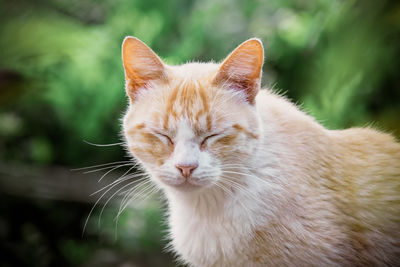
left=122, top=36, right=165, bottom=101
left=214, top=38, right=264, bottom=104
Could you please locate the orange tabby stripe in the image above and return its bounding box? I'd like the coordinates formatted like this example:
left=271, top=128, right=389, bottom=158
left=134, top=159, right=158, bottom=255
left=197, top=84, right=212, bottom=131
left=127, top=123, right=146, bottom=135
left=215, top=134, right=237, bottom=146
left=164, top=85, right=180, bottom=130
left=164, top=80, right=213, bottom=132
left=129, top=130, right=173, bottom=166
left=233, top=124, right=259, bottom=139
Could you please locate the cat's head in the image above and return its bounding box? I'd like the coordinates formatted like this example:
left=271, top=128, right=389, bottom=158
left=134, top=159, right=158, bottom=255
left=122, top=37, right=264, bottom=193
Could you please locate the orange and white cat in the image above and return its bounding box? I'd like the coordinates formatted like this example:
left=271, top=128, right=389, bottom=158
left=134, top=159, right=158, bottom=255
left=121, top=37, right=400, bottom=266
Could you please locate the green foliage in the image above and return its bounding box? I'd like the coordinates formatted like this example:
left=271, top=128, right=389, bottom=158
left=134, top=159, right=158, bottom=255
left=1, top=0, right=399, bottom=165
left=300, top=2, right=396, bottom=128
left=60, top=239, right=95, bottom=266
left=86, top=198, right=167, bottom=253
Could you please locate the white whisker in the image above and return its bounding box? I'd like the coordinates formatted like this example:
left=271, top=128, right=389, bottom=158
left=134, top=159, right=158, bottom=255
left=71, top=160, right=132, bottom=171
left=97, top=179, right=148, bottom=228
left=83, top=140, right=125, bottom=147
left=83, top=173, right=144, bottom=235
left=90, top=173, right=145, bottom=196
left=96, top=164, right=133, bottom=182
left=115, top=182, right=157, bottom=221
left=118, top=179, right=152, bottom=209
left=81, top=163, right=133, bottom=174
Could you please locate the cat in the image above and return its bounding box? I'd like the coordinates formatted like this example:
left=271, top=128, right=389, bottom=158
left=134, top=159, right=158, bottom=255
left=121, top=36, right=400, bottom=267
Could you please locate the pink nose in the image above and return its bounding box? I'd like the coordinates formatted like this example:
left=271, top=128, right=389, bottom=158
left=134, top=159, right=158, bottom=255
left=175, top=163, right=198, bottom=178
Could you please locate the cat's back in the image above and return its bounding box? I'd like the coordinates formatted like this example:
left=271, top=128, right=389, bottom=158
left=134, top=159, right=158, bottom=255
left=330, top=127, right=400, bottom=182
left=257, top=90, right=400, bottom=265
left=328, top=127, right=400, bottom=265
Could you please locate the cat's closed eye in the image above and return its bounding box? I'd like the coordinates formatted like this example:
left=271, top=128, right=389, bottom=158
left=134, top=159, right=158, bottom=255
left=154, top=132, right=174, bottom=145
left=200, top=133, right=220, bottom=149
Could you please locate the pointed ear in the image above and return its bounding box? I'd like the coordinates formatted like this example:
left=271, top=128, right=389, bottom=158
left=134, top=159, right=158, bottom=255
left=214, top=38, right=264, bottom=104
left=122, top=36, right=165, bottom=101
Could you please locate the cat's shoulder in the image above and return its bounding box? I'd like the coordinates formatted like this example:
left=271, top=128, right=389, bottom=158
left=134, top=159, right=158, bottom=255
left=255, top=89, right=323, bottom=132
left=329, top=127, right=400, bottom=178
left=331, top=126, right=400, bottom=150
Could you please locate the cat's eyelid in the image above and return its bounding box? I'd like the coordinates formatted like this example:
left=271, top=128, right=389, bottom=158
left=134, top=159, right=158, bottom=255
left=154, top=131, right=174, bottom=144
left=205, top=133, right=221, bottom=139
left=205, top=128, right=230, bottom=138
left=201, top=132, right=223, bottom=147
left=147, top=127, right=168, bottom=136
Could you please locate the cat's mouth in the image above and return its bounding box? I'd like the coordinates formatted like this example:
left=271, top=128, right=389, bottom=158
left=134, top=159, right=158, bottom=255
left=160, top=176, right=208, bottom=191
left=173, top=181, right=203, bottom=191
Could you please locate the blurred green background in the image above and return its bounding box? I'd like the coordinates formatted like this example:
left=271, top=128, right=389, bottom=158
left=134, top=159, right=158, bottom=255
left=0, top=0, right=399, bottom=266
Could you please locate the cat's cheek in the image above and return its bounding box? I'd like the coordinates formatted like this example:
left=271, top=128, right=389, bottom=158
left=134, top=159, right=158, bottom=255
left=209, top=134, right=248, bottom=157
left=128, top=147, right=155, bottom=164
left=209, top=135, right=257, bottom=161
left=129, top=143, right=173, bottom=167
left=127, top=132, right=174, bottom=164
left=206, top=134, right=237, bottom=154
left=147, top=171, right=171, bottom=189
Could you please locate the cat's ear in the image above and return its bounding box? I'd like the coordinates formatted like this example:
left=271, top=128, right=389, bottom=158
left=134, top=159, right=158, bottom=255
left=122, top=36, right=165, bottom=101
left=214, top=38, right=264, bottom=104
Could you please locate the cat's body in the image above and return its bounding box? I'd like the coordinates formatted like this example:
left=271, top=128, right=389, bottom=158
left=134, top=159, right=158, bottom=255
left=121, top=37, right=400, bottom=266
left=166, top=89, right=400, bottom=267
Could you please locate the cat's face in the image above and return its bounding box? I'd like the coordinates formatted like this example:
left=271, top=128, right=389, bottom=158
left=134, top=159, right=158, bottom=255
left=122, top=37, right=264, bottom=192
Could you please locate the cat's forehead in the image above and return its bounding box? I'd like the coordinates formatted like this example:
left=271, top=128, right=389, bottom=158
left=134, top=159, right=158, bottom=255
left=128, top=63, right=242, bottom=134
left=161, top=79, right=215, bottom=134
left=167, top=62, right=219, bottom=80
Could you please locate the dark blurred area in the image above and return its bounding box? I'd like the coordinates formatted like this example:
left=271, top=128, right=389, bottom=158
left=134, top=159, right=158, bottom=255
left=0, top=0, right=399, bottom=266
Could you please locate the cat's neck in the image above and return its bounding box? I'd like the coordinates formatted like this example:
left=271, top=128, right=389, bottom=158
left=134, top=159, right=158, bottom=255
left=165, top=184, right=246, bottom=217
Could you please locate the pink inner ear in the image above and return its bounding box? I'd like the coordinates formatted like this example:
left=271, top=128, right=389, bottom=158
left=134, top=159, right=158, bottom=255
left=224, top=77, right=260, bottom=104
